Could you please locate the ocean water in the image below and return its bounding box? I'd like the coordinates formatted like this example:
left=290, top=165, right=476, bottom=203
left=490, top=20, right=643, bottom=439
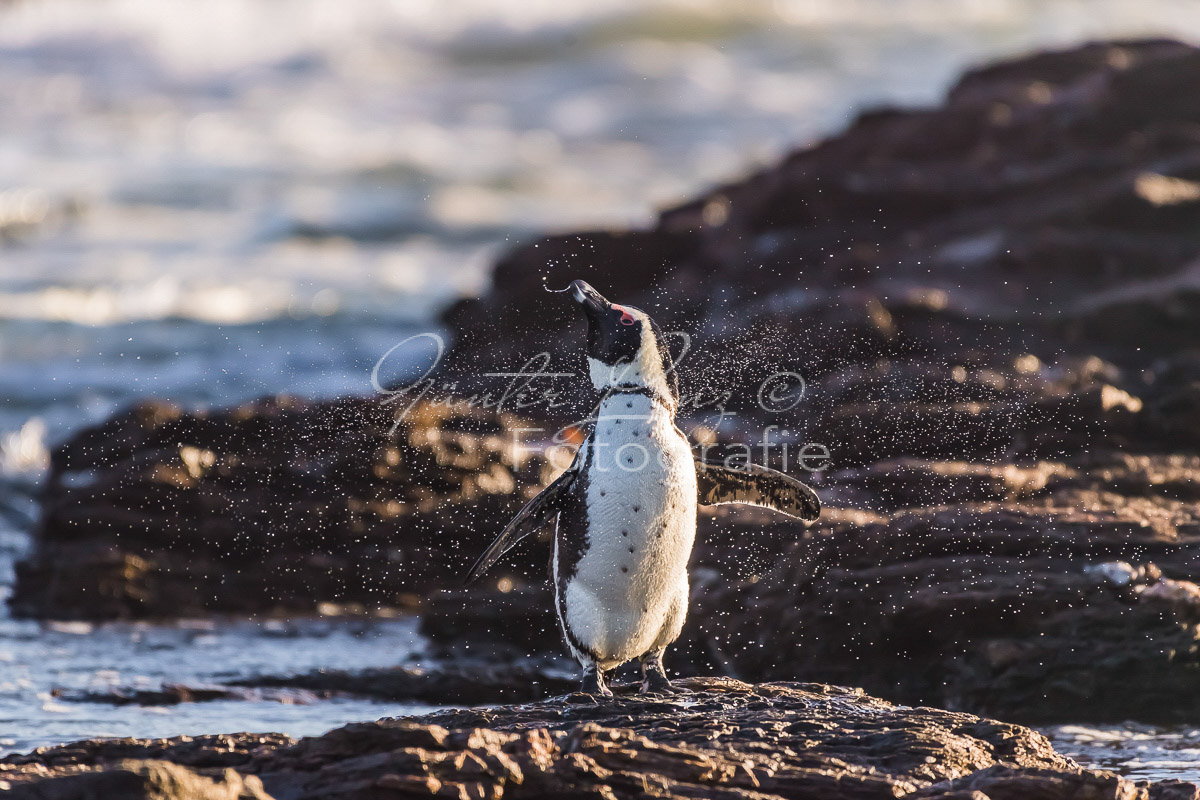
left=0, top=611, right=433, bottom=756
left=1047, top=725, right=1200, bottom=785
left=3, top=0, right=1200, bottom=777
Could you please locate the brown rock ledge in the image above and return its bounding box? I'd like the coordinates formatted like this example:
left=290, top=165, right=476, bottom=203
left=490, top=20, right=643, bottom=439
left=5, top=678, right=1191, bottom=799
left=8, top=397, right=551, bottom=620
left=54, top=661, right=577, bottom=708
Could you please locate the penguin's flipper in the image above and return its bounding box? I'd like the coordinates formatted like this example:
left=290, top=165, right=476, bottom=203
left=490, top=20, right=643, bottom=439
left=464, top=465, right=578, bottom=584
left=695, top=458, right=821, bottom=521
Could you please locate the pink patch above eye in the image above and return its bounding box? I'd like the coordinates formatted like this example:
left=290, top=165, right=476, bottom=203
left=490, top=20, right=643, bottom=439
left=613, top=305, right=636, bottom=325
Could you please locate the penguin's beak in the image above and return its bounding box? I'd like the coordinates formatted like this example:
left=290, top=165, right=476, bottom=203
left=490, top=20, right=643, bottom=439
left=569, top=280, right=609, bottom=318
left=569, top=279, right=640, bottom=364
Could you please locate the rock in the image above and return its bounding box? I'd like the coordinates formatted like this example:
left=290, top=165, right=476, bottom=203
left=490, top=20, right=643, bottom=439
left=9, top=398, right=551, bottom=620
left=2, top=679, right=1183, bottom=799
left=420, top=586, right=561, bottom=656
left=0, top=733, right=292, bottom=776
left=909, top=766, right=1142, bottom=800
left=1149, top=781, right=1200, bottom=800
left=684, top=493, right=1200, bottom=724
left=1140, top=578, right=1200, bottom=611
left=1083, top=560, right=1140, bottom=586
left=54, top=662, right=577, bottom=709
left=4, top=761, right=272, bottom=800
left=52, top=684, right=323, bottom=707
left=230, top=662, right=576, bottom=705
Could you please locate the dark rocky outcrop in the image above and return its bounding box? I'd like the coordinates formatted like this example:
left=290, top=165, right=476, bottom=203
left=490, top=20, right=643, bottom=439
left=57, top=662, right=577, bottom=708
left=443, top=38, right=1200, bottom=380
left=229, top=662, right=576, bottom=706
left=686, top=494, right=1200, bottom=724
left=9, top=397, right=552, bottom=620
left=426, top=38, right=1200, bottom=724
left=3, top=678, right=1187, bottom=799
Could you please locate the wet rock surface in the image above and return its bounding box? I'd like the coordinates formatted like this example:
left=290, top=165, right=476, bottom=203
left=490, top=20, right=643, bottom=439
left=56, top=661, right=577, bottom=708
left=9, top=397, right=550, bottom=620
left=4, top=678, right=1186, bottom=799
left=687, top=495, right=1200, bottom=724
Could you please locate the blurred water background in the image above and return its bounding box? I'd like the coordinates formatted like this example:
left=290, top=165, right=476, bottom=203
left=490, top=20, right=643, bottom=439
left=3, top=0, right=1200, bottom=776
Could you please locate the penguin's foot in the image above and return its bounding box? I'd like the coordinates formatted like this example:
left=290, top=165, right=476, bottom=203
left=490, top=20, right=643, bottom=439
left=580, top=666, right=613, bottom=697
left=640, top=671, right=676, bottom=695
left=639, top=650, right=676, bottom=695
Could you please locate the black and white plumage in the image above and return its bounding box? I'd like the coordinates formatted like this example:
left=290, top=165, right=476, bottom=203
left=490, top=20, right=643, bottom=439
left=466, top=280, right=820, bottom=696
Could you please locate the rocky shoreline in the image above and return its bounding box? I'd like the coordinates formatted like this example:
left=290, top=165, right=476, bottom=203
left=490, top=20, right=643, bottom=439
left=8, top=37, right=1200, bottom=793
left=9, top=397, right=552, bottom=620
left=8, top=678, right=1196, bottom=799
left=53, top=661, right=578, bottom=708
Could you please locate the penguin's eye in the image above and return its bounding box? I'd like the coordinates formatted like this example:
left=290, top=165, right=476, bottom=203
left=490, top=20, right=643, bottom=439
left=612, top=305, right=636, bottom=326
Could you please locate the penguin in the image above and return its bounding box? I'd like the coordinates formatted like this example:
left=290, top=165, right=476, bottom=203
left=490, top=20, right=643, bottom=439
left=466, top=279, right=821, bottom=696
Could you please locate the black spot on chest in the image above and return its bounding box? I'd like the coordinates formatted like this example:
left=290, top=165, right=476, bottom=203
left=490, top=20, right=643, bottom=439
left=555, top=411, right=685, bottom=589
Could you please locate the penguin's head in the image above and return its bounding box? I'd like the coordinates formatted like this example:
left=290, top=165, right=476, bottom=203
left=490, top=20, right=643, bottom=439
left=569, top=280, right=678, bottom=406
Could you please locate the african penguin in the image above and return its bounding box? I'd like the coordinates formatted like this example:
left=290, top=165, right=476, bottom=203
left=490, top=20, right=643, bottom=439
left=467, top=279, right=821, bottom=696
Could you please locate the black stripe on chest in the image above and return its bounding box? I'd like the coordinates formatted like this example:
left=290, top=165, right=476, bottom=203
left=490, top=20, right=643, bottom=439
left=554, top=430, right=594, bottom=588
left=553, top=430, right=601, bottom=661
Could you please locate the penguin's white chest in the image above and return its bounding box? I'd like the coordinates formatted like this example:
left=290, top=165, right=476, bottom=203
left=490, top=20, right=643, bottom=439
left=561, top=394, right=697, bottom=665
